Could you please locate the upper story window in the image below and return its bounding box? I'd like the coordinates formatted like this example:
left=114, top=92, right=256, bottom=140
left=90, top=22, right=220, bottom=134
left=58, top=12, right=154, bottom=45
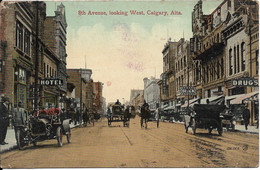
left=229, top=49, right=233, bottom=75
left=24, top=28, right=30, bottom=55
left=241, top=42, right=245, bottom=71
left=16, top=21, right=23, bottom=50
left=256, top=50, right=259, bottom=74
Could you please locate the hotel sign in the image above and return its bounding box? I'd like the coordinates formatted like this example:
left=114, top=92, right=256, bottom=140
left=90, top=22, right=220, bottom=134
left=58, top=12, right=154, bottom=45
left=40, top=78, right=63, bottom=86
left=232, top=78, right=258, bottom=87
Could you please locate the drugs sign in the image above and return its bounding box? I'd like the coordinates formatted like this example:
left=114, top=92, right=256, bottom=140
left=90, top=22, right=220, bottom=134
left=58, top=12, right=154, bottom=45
left=232, top=78, right=258, bottom=87
left=180, top=86, right=196, bottom=95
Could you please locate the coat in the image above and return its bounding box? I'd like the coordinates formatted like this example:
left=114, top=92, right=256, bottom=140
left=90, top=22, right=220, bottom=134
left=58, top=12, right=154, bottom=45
left=12, top=107, right=26, bottom=126
left=0, top=102, right=9, bottom=124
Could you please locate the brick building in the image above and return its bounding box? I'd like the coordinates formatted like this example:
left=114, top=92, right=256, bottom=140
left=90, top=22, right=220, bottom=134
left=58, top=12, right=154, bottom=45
left=67, top=69, right=92, bottom=114
left=158, top=40, right=178, bottom=108
left=93, top=81, right=103, bottom=114
left=0, top=2, right=34, bottom=109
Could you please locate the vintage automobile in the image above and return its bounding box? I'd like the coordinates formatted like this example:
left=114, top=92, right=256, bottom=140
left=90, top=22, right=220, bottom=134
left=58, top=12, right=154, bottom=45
left=15, top=108, right=71, bottom=150
left=184, top=104, right=226, bottom=135
left=220, top=109, right=235, bottom=131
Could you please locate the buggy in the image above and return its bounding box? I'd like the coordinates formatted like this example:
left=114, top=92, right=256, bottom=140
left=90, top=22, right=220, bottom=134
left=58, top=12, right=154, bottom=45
left=107, top=103, right=130, bottom=127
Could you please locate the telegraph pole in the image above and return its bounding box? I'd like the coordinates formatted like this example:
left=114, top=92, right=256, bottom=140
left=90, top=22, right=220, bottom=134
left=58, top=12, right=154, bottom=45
left=34, top=1, right=39, bottom=111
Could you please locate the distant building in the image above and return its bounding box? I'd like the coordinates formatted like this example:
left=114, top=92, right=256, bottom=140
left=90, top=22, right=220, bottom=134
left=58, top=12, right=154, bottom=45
left=93, top=81, right=103, bottom=114
left=143, top=77, right=160, bottom=110
left=130, top=89, right=143, bottom=105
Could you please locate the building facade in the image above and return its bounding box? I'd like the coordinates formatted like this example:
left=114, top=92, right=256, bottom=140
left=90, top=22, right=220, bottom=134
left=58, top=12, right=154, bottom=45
left=93, top=81, right=103, bottom=114
left=143, top=76, right=160, bottom=110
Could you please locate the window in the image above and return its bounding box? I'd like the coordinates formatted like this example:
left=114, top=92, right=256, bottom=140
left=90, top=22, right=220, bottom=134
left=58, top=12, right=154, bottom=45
left=256, top=50, right=259, bottom=74
left=229, top=49, right=233, bottom=75
left=237, top=45, right=240, bottom=72
left=44, top=63, right=46, bottom=77
left=184, top=56, right=186, bottom=67
left=19, top=68, right=26, bottom=83
left=16, top=21, right=23, bottom=50
left=221, top=58, right=224, bottom=77
left=0, top=60, right=2, bottom=72
left=228, top=0, right=231, bottom=8
left=234, top=47, right=236, bottom=74
left=52, top=69, right=54, bottom=77
left=218, top=86, right=222, bottom=92
left=208, top=89, right=211, bottom=98
left=47, top=65, right=49, bottom=77
left=24, top=29, right=30, bottom=54
left=241, top=42, right=245, bottom=71
left=217, top=60, right=220, bottom=79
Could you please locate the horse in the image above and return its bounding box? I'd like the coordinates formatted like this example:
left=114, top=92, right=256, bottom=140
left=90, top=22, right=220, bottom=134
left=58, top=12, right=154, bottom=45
left=140, top=105, right=151, bottom=129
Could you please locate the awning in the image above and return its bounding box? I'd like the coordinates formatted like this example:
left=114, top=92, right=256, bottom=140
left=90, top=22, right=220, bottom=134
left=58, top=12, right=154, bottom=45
left=200, top=95, right=225, bottom=104
left=230, top=92, right=259, bottom=104
left=181, top=98, right=199, bottom=108
left=164, top=106, right=175, bottom=111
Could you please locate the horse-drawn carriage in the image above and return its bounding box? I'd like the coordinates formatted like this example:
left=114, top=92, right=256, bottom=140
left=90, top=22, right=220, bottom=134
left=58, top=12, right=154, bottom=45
left=15, top=108, right=71, bottom=150
left=107, top=103, right=131, bottom=127
left=184, top=104, right=226, bottom=135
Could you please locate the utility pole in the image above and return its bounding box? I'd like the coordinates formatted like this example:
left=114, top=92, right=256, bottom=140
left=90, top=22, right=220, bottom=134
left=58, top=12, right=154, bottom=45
left=34, top=1, right=39, bottom=112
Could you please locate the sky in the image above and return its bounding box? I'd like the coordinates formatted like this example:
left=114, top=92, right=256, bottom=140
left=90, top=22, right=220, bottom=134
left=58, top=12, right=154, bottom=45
left=45, top=0, right=222, bottom=104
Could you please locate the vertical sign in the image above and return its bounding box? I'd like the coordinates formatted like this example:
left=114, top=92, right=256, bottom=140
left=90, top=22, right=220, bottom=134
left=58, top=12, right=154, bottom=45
left=190, top=38, right=194, bottom=52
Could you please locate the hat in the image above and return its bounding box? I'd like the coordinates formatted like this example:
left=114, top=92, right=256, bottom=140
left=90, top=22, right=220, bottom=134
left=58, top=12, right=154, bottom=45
left=1, top=96, right=10, bottom=102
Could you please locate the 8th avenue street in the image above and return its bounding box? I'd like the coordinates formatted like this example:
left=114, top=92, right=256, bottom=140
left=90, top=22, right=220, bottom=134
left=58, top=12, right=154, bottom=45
left=1, top=117, right=258, bottom=168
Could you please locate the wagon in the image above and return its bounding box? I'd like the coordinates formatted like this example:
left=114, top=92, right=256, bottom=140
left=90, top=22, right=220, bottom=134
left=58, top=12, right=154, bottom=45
left=15, top=108, right=71, bottom=150
left=184, top=104, right=226, bottom=135
left=107, top=104, right=129, bottom=127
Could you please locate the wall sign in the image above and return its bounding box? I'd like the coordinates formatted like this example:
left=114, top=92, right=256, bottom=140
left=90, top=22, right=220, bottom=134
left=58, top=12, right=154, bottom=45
left=40, top=78, right=63, bottom=86
left=232, top=78, right=258, bottom=87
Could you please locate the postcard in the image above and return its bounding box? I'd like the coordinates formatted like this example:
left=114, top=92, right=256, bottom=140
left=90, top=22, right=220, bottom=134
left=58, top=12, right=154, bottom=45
left=0, top=0, right=259, bottom=168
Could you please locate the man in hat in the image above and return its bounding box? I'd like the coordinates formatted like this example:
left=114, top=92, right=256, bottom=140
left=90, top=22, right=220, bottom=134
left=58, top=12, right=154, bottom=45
left=0, top=96, right=10, bottom=145
left=242, top=104, right=251, bottom=130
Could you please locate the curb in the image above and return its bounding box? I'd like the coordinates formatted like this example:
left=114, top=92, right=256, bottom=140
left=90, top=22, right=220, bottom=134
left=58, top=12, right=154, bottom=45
left=0, top=123, right=81, bottom=154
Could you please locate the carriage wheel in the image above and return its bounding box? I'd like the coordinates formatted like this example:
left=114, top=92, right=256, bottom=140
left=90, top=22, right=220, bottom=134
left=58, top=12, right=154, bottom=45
left=217, top=122, right=223, bottom=136
left=191, top=119, right=196, bottom=135
left=56, top=126, right=63, bottom=147
left=16, top=129, right=26, bottom=150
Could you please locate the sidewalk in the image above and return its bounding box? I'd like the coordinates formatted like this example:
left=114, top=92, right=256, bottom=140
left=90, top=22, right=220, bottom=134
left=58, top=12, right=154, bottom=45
left=0, top=123, right=80, bottom=154
left=234, top=124, right=259, bottom=134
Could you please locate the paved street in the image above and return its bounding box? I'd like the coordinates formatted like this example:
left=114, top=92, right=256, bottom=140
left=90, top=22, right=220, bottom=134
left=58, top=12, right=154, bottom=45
left=1, top=117, right=258, bottom=168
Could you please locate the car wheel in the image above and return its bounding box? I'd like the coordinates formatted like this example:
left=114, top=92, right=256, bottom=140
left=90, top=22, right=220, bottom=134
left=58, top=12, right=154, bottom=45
left=56, top=126, right=63, bottom=147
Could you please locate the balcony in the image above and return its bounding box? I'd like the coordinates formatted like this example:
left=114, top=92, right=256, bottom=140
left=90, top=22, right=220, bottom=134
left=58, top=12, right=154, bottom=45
left=193, top=42, right=224, bottom=60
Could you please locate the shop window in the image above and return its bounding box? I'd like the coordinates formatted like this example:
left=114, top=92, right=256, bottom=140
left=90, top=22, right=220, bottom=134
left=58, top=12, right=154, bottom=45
left=16, top=21, right=23, bottom=50
left=24, top=28, right=30, bottom=54
left=229, top=49, right=233, bottom=75
left=256, top=50, right=259, bottom=74
left=237, top=45, right=240, bottom=72
left=241, top=42, right=245, bottom=71
left=19, top=68, right=26, bottom=83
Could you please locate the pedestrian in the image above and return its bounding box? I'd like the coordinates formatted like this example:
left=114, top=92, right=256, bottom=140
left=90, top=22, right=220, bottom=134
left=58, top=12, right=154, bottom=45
left=0, top=96, right=11, bottom=145
left=155, top=107, right=160, bottom=128
left=12, top=101, right=27, bottom=142
left=83, top=108, right=89, bottom=125
left=242, top=105, right=250, bottom=130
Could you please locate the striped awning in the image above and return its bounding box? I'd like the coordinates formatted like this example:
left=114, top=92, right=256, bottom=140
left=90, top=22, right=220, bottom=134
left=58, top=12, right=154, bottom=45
left=230, top=92, right=259, bottom=104
left=181, top=98, right=199, bottom=108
